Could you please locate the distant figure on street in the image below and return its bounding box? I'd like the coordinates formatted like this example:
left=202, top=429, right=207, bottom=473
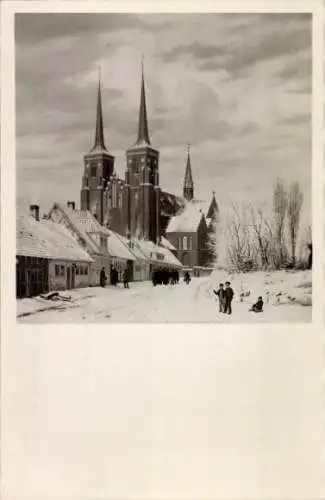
left=100, top=267, right=106, bottom=288
left=111, top=266, right=118, bottom=286
left=123, top=268, right=130, bottom=289
left=308, top=243, right=312, bottom=269
left=249, top=296, right=264, bottom=313
left=224, top=281, right=234, bottom=315
left=213, top=283, right=225, bottom=312
left=184, top=271, right=191, bottom=284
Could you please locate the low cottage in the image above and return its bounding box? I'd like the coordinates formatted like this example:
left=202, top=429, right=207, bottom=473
left=49, top=203, right=111, bottom=286
left=16, top=209, right=93, bottom=298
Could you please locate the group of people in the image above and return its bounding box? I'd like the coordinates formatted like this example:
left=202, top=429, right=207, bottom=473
left=152, top=268, right=180, bottom=286
left=213, top=282, right=264, bottom=316
left=213, top=282, right=234, bottom=315
left=99, top=266, right=130, bottom=289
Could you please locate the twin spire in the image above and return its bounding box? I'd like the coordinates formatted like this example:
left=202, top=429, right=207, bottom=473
left=90, top=60, right=151, bottom=154
left=90, top=67, right=107, bottom=153
left=90, top=62, right=194, bottom=202
left=135, top=57, right=151, bottom=147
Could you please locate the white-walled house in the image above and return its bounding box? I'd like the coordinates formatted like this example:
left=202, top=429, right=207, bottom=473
left=49, top=203, right=112, bottom=286
left=16, top=211, right=93, bottom=297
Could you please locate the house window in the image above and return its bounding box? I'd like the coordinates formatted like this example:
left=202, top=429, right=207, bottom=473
left=55, top=265, right=60, bottom=276
left=60, top=265, right=65, bottom=276
left=91, top=165, right=97, bottom=178
left=183, top=236, right=188, bottom=251
left=76, top=265, right=79, bottom=275
left=188, top=237, right=193, bottom=250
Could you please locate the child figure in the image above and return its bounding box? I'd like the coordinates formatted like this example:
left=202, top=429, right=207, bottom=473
left=249, top=296, right=264, bottom=313
left=213, top=283, right=225, bottom=313
left=224, top=281, right=234, bottom=315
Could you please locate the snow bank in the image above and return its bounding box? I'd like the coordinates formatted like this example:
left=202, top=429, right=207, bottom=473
left=209, top=269, right=312, bottom=308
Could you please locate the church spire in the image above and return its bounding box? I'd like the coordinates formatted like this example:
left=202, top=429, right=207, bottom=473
left=90, top=67, right=107, bottom=152
left=183, top=143, right=194, bottom=201
left=135, top=57, right=151, bottom=147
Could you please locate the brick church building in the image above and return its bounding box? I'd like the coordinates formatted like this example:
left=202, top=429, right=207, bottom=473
left=80, top=65, right=218, bottom=268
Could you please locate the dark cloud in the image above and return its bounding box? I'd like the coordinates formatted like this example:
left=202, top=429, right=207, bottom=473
left=274, top=54, right=311, bottom=81
left=160, top=14, right=311, bottom=80
left=15, top=13, right=166, bottom=45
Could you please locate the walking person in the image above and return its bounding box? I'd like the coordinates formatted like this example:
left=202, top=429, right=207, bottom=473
left=213, top=283, right=225, bottom=313
left=100, top=267, right=106, bottom=288
left=184, top=271, right=191, bottom=284
left=224, top=281, right=234, bottom=315
left=123, top=268, right=129, bottom=289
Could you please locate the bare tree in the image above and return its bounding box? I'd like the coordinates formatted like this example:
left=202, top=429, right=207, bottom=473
left=249, top=203, right=271, bottom=268
left=273, top=179, right=288, bottom=268
left=226, top=203, right=256, bottom=272
left=288, top=182, right=304, bottom=266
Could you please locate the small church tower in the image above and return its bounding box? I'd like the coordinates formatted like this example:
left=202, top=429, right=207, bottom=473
left=125, top=60, right=160, bottom=242
left=183, top=144, right=194, bottom=202
left=81, top=70, right=115, bottom=224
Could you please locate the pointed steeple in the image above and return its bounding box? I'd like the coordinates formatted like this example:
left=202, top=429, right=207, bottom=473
left=183, top=143, right=194, bottom=201
left=90, top=67, right=107, bottom=152
left=207, top=190, right=219, bottom=219
left=135, top=57, right=151, bottom=147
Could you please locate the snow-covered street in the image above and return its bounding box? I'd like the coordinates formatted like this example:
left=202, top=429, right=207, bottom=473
left=18, top=270, right=312, bottom=323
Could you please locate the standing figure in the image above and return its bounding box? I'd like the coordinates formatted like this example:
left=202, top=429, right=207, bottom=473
left=123, top=268, right=130, bottom=289
left=184, top=271, right=191, bottom=284
left=224, top=281, right=234, bottom=315
left=100, top=267, right=106, bottom=288
left=213, top=283, right=225, bottom=313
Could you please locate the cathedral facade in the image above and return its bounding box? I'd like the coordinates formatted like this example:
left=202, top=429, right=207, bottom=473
left=80, top=67, right=163, bottom=243
left=80, top=66, right=218, bottom=268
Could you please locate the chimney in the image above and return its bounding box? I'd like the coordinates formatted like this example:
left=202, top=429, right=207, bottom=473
left=67, top=201, right=75, bottom=210
left=30, top=204, right=40, bottom=221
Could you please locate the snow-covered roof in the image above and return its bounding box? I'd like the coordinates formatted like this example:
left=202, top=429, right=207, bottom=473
left=112, top=233, right=147, bottom=261
left=73, top=210, right=111, bottom=236
left=166, top=202, right=205, bottom=233
left=16, top=215, right=93, bottom=262
left=106, top=230, right=136, bottom=261
left=136, top=240, right=183, bottom=268
left=51, top=204, right=102, bottom=255
left=160, top=236, right=176, bottom=251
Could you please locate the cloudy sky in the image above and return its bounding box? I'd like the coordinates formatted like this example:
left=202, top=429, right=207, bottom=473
left=16, top=13, right=311, bottom=222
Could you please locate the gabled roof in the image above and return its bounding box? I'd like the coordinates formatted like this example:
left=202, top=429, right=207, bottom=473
left=17, top=215, right=93, bottom=262
left=166, top=201, right=205, bottom=233
left=206, top=192, right=219, bottom=219
left=73, top=209, right=110, bottom=236
left=106, top=231, right=136, bottom=261
left=135, top=239, right=183, bottom=268
left=160, top=236, right=176, bottom=251
left=51, top=204, right=102, bottom=255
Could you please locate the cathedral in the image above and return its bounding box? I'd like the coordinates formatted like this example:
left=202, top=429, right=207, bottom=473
left=80, top=65, right=218, bottom=268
